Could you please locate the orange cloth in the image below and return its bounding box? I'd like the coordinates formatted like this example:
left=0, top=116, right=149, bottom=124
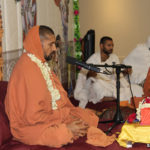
left=144, top=67, right=150, bottom=97
left=120, top=101, right=131, bottom=107
left=120, top=100, right=136, bottom=109
left=126, top=68, right=150, bottom=110
left=132, top=97, right=144, bottom=108
left=120, top=97, right=147, bottom=109
left=23, top=26, right=45, bottom=62
left=140, top=108, right=150, bottom=125
left=5, top=26, right=114, bottom=148
left=86, top=127, right=116, bottom=147
left=127, top=68, right=150, bottom=110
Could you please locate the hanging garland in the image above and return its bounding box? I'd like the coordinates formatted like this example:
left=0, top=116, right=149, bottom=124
left=73, top=0, right=81, bottom=61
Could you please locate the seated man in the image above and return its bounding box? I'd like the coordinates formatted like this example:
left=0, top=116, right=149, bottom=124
left=74, top=36, right=143, bottom=108
left=123, top=36, right=150, bottom=86
left=5, top=26, right=106, bottom=148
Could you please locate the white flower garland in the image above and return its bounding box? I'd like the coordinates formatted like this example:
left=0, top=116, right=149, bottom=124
left=27, top=53, right=60, bottom=110
left=136, top=97, right=150, bottom=121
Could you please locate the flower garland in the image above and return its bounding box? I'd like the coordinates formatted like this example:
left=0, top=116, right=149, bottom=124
left=127, top=97, right=150, bottom=123
left=73, top=0, right=81, bottom=61
left=27, top=53, right=60, bottom=110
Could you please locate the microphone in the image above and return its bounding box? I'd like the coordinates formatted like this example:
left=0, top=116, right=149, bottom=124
left=112, top=62, right=132, bottom=69
left=66, top=56, right=102, bottom=73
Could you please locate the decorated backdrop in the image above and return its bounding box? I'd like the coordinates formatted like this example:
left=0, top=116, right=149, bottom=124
left=21, top=0, right=37, bottom=39
left=0, top=1, right=3, bottom=80
left=73, top=0, right=81, bottom=60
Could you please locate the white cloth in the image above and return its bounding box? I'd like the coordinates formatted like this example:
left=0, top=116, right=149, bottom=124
left=74, top=52, right=143, bottom=108
left=123, top=44, right=150, bottom=85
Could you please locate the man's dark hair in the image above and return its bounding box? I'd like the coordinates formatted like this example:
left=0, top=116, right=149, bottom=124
left=39, top=25, right=54, bottom=39
left=100, top=36, right=112, bottom=44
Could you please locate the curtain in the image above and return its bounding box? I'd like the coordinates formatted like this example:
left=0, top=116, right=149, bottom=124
left=21, top=0, right=37, bottom=40
left=0, top=2, right=3, bottom=80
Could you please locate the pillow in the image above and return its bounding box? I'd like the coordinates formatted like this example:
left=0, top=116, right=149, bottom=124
left=0, top=81, right=8, bottom=104
left=0, top=102, right=12, bottom=146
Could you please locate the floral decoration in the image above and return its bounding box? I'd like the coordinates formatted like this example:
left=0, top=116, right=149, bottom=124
left=27, top=52, right=60, bottom=110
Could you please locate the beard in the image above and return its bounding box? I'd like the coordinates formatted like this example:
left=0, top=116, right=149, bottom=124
left=103, top=48, right=113, bottom=56
left=44, top=51, right=56, bottom=61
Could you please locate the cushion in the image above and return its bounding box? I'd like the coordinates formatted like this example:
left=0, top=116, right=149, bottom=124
left=0, top=81, right=8, bottom=104
left=0, top=140, right=59, bottom=150
left=0, top=81, right=12, bottom=146
left=0, top=102, right=12, bottom=146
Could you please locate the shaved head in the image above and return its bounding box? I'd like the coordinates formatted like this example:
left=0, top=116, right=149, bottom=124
left=39, top=26, right=56, bottom=61
left=39, top=25, right=55, bottom=41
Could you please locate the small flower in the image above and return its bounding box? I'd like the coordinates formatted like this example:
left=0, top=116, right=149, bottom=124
left=77, top=66, right=82, bottom=70
left=74, top=10, right=79, bottom=15
left=145, top=97, right=150, bottom=103
left=127, top=113, right=136, bottom=123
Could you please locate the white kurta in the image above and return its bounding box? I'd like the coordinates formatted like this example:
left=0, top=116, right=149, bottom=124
left=74, top=52, right=143, bottom=108
left=123, top=44, right=150, bottom=85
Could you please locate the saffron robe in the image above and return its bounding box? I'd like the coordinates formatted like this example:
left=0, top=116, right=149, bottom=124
left=4, top=26, right=99, bottom=148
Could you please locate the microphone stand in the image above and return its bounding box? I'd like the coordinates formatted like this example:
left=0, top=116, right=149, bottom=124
left=102, top=66, right=123, bottom=134
left=66, top=56, right=132, bottom=134
left=89, top=63, right=131, bottom=134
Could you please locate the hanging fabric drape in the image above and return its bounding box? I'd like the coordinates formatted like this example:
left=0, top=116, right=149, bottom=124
left=21, top=0, right=37, bottom=40
left=0, top=3, right=3, bottom=81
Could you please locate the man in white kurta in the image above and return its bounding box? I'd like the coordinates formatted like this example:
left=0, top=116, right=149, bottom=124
left=74, top=36, right=143, bottom=108
left=123, top=36, right=150, bottom=86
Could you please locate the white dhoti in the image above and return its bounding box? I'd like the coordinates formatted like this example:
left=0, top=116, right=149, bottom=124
left=74, top=52, right=143, bottom=108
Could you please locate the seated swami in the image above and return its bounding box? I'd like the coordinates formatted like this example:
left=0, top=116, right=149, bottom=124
left=5, top=26, right=115, bottom=148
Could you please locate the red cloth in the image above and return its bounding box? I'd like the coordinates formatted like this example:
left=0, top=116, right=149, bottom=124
left=0, top=82, right=12, bottom=146
left=0, top=82, right=149, bottom=149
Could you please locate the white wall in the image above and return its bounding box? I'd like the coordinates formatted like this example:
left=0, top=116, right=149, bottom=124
left=37, top=0, right=73, bottom=41
left=79, top=0, right=150, bottom=61
left=1, top=0, right=22, bottom=51
left=1, top=0, right=74, bottom=52
left=37, top=0, right=63, bottom=38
